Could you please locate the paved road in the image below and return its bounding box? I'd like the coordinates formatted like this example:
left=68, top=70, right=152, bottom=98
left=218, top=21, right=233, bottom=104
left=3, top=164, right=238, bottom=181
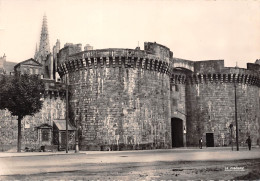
left=0, top=147, right=259, bottom=177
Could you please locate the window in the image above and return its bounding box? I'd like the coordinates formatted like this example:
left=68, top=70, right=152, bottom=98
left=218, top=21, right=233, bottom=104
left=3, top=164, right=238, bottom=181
left=175, top=85, right=179, bottom=92
left=23, top=68, right=27, bottom=74
left=42, top=129, right=49, bottom=141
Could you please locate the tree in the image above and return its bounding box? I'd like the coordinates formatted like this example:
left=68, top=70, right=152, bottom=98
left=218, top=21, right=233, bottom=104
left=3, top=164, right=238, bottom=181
left=0, top=73, right=45, bottom=152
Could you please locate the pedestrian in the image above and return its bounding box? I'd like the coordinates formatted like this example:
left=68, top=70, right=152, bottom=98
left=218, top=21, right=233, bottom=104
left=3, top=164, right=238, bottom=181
left=246, top=136, right=252, bottom=150
left=199, top=137, right=203, bottom=149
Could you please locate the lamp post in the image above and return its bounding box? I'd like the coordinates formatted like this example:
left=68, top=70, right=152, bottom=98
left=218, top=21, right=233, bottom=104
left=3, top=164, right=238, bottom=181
left=229, top=123, right=233, bottom=151
left=75, top=109, right=79, bottom=153
left=66, top=77, right=69, bottom=153
left=234, top=80, right=239, bottom=151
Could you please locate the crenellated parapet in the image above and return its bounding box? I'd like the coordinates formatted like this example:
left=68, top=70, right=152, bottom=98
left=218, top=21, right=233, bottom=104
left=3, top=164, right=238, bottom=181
left=171, top=73, right=260, bottom=87
left=42, top=79, right=66, bottom=99
left=184, top=73, right=260, bottom=87
left=171, top=60, right=260, bottom=87
left=57, top=49, right=172, bottom=77
left=171, top=74, right=187, bottom=85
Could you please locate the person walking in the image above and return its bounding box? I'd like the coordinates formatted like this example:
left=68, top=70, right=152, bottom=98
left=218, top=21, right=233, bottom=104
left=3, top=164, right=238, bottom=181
left=246, top=136, right=252, bottom=150
left=199, top=137, right=203, bottom=149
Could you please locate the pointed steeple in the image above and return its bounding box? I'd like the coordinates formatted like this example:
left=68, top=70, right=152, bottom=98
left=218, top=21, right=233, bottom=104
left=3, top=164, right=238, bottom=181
left=37, top=14, right=50, bottom=63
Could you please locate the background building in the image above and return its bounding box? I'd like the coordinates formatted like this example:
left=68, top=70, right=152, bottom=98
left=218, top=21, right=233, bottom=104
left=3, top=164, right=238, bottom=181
left=14, top=58, right=43, bottom=76
left=0, top=15, right=72, bottom=151
left=0, top=54, right=16, bottom=75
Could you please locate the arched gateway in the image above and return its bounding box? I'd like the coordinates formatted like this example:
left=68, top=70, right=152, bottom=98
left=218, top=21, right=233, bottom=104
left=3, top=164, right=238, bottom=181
left=171, top=117, right=184, bottom=147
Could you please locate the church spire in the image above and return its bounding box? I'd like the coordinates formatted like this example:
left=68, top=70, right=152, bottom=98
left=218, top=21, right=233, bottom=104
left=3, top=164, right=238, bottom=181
left=37, top=14, right=50, bottom=63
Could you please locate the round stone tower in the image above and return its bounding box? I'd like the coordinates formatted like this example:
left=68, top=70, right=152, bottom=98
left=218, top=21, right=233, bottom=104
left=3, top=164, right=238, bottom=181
left=58, top=42, right=173, bottom=150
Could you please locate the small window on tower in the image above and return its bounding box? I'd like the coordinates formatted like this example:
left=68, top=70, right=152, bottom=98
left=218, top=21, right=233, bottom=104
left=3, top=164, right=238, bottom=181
left=175, top=85, right=179, bottom=92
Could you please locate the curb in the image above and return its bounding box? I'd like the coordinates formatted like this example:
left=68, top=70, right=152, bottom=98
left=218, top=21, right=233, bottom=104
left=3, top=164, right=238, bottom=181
left=0, top=147, right=259, bottom=158
left=0, top=152, right=85, bottom=158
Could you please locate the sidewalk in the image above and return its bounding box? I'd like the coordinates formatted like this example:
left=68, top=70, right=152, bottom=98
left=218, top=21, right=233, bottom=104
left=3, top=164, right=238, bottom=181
left=0, top=146, right=259, bottom=158
left=0, top=150, right=88, bottom=158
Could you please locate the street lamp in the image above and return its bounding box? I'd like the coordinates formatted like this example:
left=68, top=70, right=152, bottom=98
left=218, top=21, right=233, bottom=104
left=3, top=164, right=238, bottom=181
left=75, top=108, right=79, bottom=153
left=229, top=123, right=233, bottom=151
left=234, top=77, right=239, bottom=151
left=66, top=76, right=69, bottom=153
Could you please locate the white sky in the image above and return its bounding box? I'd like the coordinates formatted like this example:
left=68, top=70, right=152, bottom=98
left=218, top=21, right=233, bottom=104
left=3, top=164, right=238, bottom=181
left=0, top=0, right=259, bottom=68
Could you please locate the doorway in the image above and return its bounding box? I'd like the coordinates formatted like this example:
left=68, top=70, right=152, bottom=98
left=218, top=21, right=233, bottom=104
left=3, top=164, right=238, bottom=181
left=171, top=118, right=184, bottom=147
left=60, top=132, right=66, bottom=150
left=206, top=133, right=214, bottom=147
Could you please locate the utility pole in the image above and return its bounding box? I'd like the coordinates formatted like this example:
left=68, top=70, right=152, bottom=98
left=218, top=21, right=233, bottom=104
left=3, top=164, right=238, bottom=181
left=234, top=82, right=239, bottom=151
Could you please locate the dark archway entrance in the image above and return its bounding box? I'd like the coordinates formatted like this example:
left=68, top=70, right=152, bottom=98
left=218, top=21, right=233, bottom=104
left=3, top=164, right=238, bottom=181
left=206, top=133, right=214, bottom=147
left=171, top=118, right=184, bottom=147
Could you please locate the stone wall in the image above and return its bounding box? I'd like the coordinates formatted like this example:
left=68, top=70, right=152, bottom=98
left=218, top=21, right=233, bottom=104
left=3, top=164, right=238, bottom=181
left=144, top=42, right=173, bottom=62
left=58, top=43, right=172, bottom=151
left=57, top=43, right=82, bottom=65
left=56, top=42, right=260, bottom=150
left=68, top=67, right=171, bottom=150
left=194, top=60, right=224, bottom=74
left=173, top=58, right=194, bottom=72
left=247, top=63, right=260, bottom=72
left=171, top=83, right=186, bottom=121
left=185, top=69, right=260, bottom=147
left=170, top=70, right=187, bottom=146
left=0, top=83, right=67, bottom=151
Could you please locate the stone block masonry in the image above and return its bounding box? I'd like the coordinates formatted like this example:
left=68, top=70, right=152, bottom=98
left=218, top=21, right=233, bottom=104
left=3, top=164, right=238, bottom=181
left=58, top=43, right=172, bottom=151
left=56, top=42, right=260, bottom=150
left=186, top=83, right=259, bottom=147
left=170, top=71, right=187, bottom=147
left=70, top=67, right=171, bottom=150
left=0, top=81, right=67, bottom=151
left=184, top=65, right=260, bottom=147
left=2, top=42, right=258, bottom=151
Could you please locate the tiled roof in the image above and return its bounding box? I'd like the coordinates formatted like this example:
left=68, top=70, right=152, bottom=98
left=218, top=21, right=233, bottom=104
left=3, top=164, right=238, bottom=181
left=53, top=119, right=76, bottom=131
